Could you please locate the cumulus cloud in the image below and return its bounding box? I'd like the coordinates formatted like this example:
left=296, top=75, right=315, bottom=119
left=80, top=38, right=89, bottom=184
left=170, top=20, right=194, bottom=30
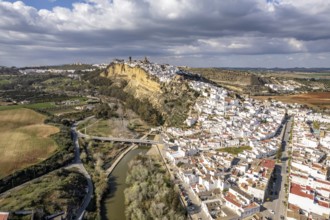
left=0, top=0, right=330, bottom=67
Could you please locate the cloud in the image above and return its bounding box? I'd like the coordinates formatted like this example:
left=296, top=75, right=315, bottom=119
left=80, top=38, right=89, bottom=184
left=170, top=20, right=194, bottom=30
left=0, top=0, right=330, bottom=67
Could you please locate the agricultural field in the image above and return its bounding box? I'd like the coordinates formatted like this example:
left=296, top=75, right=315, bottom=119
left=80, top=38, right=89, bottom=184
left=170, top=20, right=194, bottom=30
left=40, top=76, right=90, bottom=93
left=0, top=108, right=59, bottom=178
left=0, top=102, right=55, bottom=111
left=0, top=168, right=87, bottom=219
left=253, top=92, right=330, bottom=111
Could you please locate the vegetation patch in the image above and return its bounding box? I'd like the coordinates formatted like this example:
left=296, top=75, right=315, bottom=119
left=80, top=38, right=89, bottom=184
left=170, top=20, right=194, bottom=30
left=217, top=146, right=252, bottom=155
left=0, top=108, right=59, bottom=178
left=79, top=139, right=128, bottom=219
left=0, top=169, right=87, bottom=219
left=124, top=155, right=186, bottom=220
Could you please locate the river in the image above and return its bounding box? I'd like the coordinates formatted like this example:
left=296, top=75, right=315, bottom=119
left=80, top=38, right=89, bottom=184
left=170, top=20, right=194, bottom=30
left=101, top=147, right=148, bottom=220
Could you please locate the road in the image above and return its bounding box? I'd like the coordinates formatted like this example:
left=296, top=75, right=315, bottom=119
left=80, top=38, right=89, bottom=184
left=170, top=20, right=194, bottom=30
left=264, top=116, right=293, bottom=220
left=274, top=116, right=292, bottom=220
left=71, top=125, right=94, bottom=220
left=0, top=123, right=94, bottom=220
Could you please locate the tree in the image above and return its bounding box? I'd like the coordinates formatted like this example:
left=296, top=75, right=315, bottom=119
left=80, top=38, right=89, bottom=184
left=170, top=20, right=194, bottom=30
left=93, top=103, right=117, bottom=119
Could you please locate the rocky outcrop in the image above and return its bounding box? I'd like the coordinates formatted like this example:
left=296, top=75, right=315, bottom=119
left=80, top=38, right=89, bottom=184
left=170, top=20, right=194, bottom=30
left=101, top=63, right=163, bottom=108
left=100, top=62, right=198, bottom=126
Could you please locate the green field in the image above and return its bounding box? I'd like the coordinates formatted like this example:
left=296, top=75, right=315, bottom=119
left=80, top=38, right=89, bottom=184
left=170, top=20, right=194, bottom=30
left=0, top=108, right=59, bottom=178
left=217, top=146, right=252, bottom=155
left=0, top=102, right=55, bottom=111
left=0, top=96, right=87, bottom=111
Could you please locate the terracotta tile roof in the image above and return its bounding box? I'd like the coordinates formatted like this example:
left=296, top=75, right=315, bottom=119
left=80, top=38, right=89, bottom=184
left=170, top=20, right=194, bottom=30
left=319, top=187, right=330, bottom=192
left=245, top=202, right=258, bottom=209
left=290, top=183, right=314, bottom=200
left=225, top=192, right=241, bottom=207
left=318, top=200, right=330, bottom=208
left=260, top=159, right=275, bottom=169
left=0, top=213, right=9, bottom=220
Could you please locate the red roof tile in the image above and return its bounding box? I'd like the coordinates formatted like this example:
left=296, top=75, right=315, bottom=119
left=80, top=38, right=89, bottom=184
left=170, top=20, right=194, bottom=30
left=0, top=213, right=9, bottom=220
left=260, top=159, right=275, bottom=169
left=225, top=192, right=241, bottom=207
left=290, top=183, right=314, bottom=200
left=318, top=200, right=330, bottom=208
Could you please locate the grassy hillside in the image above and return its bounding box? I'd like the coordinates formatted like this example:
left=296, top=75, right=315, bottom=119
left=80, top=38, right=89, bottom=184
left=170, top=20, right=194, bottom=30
left=187, top=68, right=268, bottom=94
left=0, top=169, right=87, bottom=219
left=0, top=108, right=59, bottom=178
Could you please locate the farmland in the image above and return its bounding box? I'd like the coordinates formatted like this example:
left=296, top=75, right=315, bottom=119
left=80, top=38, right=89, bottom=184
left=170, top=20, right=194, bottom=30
left=0, top=108, right=59, bottom=178
left=253, top=92, right=330, bottom=110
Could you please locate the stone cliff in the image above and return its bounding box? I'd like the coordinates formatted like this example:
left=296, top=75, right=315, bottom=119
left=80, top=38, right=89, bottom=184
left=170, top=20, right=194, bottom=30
left=100, top=62, right=198, bottom=126
left=101, top=63, right=163, bottom=108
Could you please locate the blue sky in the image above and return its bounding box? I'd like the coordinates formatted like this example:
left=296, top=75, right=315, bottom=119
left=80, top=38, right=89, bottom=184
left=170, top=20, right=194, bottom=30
left=5, top=0, right=80, bottom=9
left=1, top=0, right=330, bottom=67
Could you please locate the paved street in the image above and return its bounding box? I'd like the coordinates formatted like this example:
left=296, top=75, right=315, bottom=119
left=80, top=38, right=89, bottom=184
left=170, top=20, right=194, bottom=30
left=263, top=116, right=293, bottom=220
left=71, top=125, right=94, bottom=220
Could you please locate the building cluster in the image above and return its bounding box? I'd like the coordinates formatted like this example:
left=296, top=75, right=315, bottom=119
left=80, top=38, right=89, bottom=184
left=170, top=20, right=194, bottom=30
left=115, top=58, right=183, bottom=83
left=158, top=72, right=330, bottom=219
left=286, top=109, right=330, bottom=219
left=19, top=68, right=96, bottom=75
left=92, top=63, right=108, bottom=69
left=265, top=80, right=302, bottom=92
left=165, top=81, right=286, bottom=160
left=162, top=81, right=290, bottom=219
left=166, top=147, right=277, bottom=219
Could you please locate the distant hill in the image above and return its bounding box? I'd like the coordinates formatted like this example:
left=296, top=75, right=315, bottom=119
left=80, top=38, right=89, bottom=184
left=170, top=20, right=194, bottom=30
left=217, top=67, right=330, bottom=73
left=186, top=68, right=269, bottom=94
left=0, top=66, right=20, bottom=75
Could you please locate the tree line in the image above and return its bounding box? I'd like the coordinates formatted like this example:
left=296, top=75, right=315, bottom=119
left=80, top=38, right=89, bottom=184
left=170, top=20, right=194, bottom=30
left=124, top=155, right=186, bottom=220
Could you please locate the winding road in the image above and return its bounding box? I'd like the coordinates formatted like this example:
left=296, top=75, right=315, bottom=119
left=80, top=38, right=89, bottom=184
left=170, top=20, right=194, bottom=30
left=70, top=125, right=94, bottom=220
left=0, top=123, right=93, bottom=220
left=0, top=116, right=157, bottom=219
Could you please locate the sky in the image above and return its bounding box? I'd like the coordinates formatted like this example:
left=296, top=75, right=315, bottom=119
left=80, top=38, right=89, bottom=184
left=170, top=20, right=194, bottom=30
left=0, top=0, right=330, bottom=67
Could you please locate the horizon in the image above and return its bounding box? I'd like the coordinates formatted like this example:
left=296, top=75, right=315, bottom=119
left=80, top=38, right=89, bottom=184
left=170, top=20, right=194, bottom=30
left=4, top=59, right=330, bottom=70
left=1, top=1, right=330, bottom=67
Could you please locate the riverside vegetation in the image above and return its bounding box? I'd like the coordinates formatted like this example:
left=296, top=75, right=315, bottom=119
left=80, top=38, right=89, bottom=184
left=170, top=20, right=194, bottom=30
left=78, top=139, right=130, bottom=219
left=124, top=155, right=186, bottom=220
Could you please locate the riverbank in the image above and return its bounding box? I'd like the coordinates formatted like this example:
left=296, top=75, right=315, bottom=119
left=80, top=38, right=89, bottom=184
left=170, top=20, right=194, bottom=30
left=101, top=147, right=149, bottom=220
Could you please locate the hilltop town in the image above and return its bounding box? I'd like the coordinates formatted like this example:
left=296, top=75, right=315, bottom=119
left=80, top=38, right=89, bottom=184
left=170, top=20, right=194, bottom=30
left=100, top=59, right=330, bottom=220
left=0, top=59, right=329, bottom=220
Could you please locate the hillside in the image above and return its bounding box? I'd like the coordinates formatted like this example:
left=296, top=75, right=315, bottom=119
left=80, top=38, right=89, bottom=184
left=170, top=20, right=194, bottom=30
left=101, top=62, right=162, bottom=108
left=0, top=108, right=59, bottom=178
left=187, top=68, right=268, bottom=94
left=99, top=60, right=199, bottom=126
